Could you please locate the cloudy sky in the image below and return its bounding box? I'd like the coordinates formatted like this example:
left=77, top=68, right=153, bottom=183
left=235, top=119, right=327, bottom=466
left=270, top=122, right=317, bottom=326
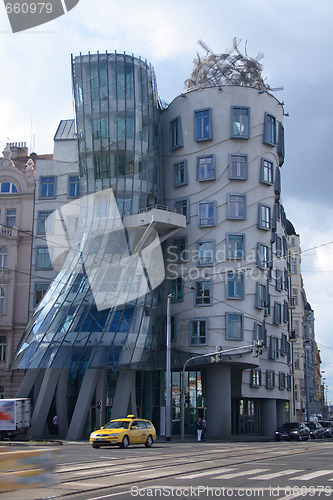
left=1, top=0, right=333, bottom=401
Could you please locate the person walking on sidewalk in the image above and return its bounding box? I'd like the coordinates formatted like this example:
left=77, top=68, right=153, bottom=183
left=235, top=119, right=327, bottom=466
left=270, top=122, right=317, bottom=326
left=201, top=417, right=207, bottom=441
left=196, top=417, right=203, bottom=442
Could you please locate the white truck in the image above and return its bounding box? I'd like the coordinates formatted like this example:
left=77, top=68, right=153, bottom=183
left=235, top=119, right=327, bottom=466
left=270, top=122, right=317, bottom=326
left=0, top=398, right=31, bottom=440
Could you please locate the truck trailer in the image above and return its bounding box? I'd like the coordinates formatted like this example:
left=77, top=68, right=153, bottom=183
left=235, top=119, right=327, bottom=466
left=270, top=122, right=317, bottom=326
left=0, top=398, right=31, bottom=440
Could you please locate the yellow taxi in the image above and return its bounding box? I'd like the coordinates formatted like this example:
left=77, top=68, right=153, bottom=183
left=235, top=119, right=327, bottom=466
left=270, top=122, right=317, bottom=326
left=90, top=415, right=157, bottom=449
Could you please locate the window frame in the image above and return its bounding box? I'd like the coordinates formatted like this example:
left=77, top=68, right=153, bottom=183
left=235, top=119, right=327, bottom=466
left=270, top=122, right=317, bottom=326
left=229, top=154, right=248, bottom=180
left=35, top=246, right=53, bottom=270
left=34, top=282, right=50, bottom=306
left=197, top=240, right=215, bottom=267
left=0, top=247, right=7, bottom=270
left=258, top=203, right=271, bottom=230
left=194, top=108, right=212, bottom=142
left=68, top=175, right=80, bottom=198
left=170, top=116, right=183, bottom=150
left=37, top=210, right=53, bottom=235
left=172, top=237, right=188, bottom=263
left=266, top=370, right=275, bottom=389
left=269, top=336, right=279, bottom=359
left=173, top=160, right=188, bottom=187
left=231, top=106, right=250, bottom=139
left=226, top=312, right=244, bottom=340
left=260, top=158, right=274, bottom=185
left=6, top=209, right=16, bottom=228
left=226, top=272, right=244, bottom=300
left=256, top=282, right=266, bottom=309
left=274, top=302, right=282, bottom=324
left=190, top=318, right=208, bottom=345
left=263, top=112, right=277, bottom=146
left=198, top=201, right=217, bottom=227
left=194, top=280, right=212, bottom=306
left=227, top=193, right=246, bottom=220
left=39, top=176, right=56, bottom=199
left=175, top=198, right=190, bottom=223
left=250, top=369, right=261, bottom=387
left=227, top=233, right=245, bottom=260
left=170, top=277, right=183, bottom=302
left=257, top=243, right=270, bottom=269
left=0, top=288, right=4, bottom=315
left=197, top=154, right=215, bottom=181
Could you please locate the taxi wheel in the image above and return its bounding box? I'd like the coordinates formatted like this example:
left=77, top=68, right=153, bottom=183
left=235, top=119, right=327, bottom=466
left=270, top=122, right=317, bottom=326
left=121, top=435, right=129, bottom=448
left=145, top=435, right=153, bottom=448
left=92, top=444, right=101, bottom=449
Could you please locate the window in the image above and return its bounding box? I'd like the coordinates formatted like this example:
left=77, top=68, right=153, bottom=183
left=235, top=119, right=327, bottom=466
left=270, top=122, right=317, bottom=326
left=170, top=116, right=183, bottom=150
left=274, top=302, right=282, bottom=324
left=263, top=112, right=276, bottom=145
left=0, top=336, right=6, bottom=361
left=226, top=272, right=244, bottom=299
left=175, top=198, right=189, bottom=223
left=194, top=108, right=212, bottom=141
left=40, top=176, right=56, bottom=198
left=291, top=257, right=297, bottom=274
left=229, top=154, right=248, bottom=180
left=257, top=243, right=270, bottom=269
left=37, top=211, right=53, bottom=234
left=227, top=233, right=245, bottom=259
left=36, top=247, right=52, bottom=270
left=277, top=123, right=285, bottom=166
left=256, top=283, right=266, bottom=309
left=195, top=280, right=212, bottom=305
left=116, top=115, right=134, bottom=140
left=281, top=333, right=288, bottom=356
left=197, top=241, right=215, bottom=266
left=94, top=155, right=110, bottom=179
left=34, top=282, right=50, bottom=306
left=276, top=236, right=282, bottom=258
left=198, top=201, right=216, bottom=227
left=231, top=106, right=250, bottom=139
left=250, top=369, right=261, bottom=387
left=0, top=182, right=17, bottom=193
left=170, top=277, right=183, bottom=302
left=266, top=370, right=275, bottom=389
left=279, top=372, right=286, bottom=390
left=6, top=209, right=16, bottom=228
left=92, top=118, right=109, bottom=140
left=227, top=194, right=246, bottom=219
left=292, top=288, right=298, bottom=306
left=258, top=204, right=271, bottom=230
left=173, top=160, right=187, bottom=187
left=172, top=237, right=187, bottom=262
left=226, top=313, right=243, bottom=340
left=190, top=319, right=207, bottom=345
left=68, top=176, right=80, bottom=198
left=283, top=301, right=289, bottom=323
left=0, top=248, right=7, bottom=269
left=0, top=288, right=4, bottom=314
left=269, top=336, right=279, bottom=359
left=275, top=269, right=283, bottom=291
left=253, top=322, right=266, bottom=346
left=260, top=159, right=274, bottom=185
left=197, top=155, right=215, bottom=181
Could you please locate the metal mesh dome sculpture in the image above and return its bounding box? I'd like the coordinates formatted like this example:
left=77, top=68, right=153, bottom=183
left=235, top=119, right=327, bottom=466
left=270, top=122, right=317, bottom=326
left=185, top=38, right=270, bottom=92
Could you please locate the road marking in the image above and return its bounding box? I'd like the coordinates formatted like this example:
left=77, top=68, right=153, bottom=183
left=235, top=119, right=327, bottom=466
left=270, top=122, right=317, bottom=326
left=291, top=470, right=333, bottom=480
left=249, top=469, right=302, bottom=480
left=214, top=468, right=270, bottom=479
left=178, top=467, right=236, bottom=479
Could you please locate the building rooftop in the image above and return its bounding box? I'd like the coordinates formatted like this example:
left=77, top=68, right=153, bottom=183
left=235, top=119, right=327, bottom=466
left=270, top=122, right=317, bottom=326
left=54, top=119, right=76, bottom=141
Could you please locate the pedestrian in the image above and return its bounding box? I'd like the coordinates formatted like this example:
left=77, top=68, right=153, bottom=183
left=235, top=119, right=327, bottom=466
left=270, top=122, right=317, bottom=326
left=196, top=417, right=203, bottom=442
left=52, top=415, right=58, bottom=433
left=202, top=417, right=207, bottom=441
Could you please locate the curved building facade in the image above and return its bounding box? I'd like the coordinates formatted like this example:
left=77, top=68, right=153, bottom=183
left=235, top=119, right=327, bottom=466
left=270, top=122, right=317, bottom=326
left=162, top=84, right=290, bottom=438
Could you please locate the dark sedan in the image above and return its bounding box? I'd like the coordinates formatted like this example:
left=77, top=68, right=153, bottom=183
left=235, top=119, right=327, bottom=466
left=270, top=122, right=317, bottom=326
left=275, top=422, right=310, bottom=441
left=318, top=420, right=333, bottom=438
left=306, top=422, right=325, bottom=439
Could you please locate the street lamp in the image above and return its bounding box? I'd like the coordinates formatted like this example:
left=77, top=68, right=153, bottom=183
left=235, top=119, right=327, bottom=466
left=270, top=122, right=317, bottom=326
left=165, top=293, right=173, bottom=442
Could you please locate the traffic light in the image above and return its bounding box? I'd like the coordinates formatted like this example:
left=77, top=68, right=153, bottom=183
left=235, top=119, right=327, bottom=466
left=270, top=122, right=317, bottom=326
left=96, top=401, right=101, bottom=410
left=252, top=340, right=264, bottom=357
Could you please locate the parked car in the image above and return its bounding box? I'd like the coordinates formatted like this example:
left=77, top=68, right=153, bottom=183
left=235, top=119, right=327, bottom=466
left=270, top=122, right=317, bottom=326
left=90, top=415, right=156, bottom=449
left=306, top=422, right=325, bottom=439
left=318, top=420, right=333, bottom=438
left=275, top=422, right=310, bottom=441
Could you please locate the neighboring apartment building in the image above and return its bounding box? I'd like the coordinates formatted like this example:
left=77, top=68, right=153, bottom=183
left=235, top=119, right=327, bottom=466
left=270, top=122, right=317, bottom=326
left=0, top=143, right=35, bottom=397
left=287, top=220, right=320, bottom=421
left=10, top=43, right=319, bottom=440
left=30, top=119, right=79, bottom=317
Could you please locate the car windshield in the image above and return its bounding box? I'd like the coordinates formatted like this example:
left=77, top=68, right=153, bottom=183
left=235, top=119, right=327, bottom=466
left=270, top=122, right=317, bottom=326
left=307, top=423, right=315, bottom=429
left=280, top=423, right=299, bottom=430
left=103, top=420, right=130, bottom=430
left=320, top=421, right=330, bottom=427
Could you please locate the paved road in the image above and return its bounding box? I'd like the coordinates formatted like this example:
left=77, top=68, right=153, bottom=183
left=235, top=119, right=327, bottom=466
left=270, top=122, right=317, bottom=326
left=1, top=439, right=333, bottom=499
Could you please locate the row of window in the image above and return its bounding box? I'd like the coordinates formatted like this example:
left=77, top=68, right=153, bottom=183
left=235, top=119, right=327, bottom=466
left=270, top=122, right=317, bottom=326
left=39, top=175, right=80, bottom=199
left=173, top=155, right=275, bottom=186
left=250, top=369, right=291, bottom=390
left=170, top=107, right=284, bottom=157
left=174, top=196, right=287, bottom=230
left=170, top=276, right=288, bottom=320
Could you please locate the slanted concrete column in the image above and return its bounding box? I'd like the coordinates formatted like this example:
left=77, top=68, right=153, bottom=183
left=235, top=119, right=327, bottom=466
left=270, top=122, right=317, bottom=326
left=56, top=368, right=69, bottom=439
left=30, top=368, right=62, bottom=439
left=206, top=364, right=231, bottom=439
left=261, top=398, right=277, bottom=436
left=110, top=371, right=137, bottom=419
